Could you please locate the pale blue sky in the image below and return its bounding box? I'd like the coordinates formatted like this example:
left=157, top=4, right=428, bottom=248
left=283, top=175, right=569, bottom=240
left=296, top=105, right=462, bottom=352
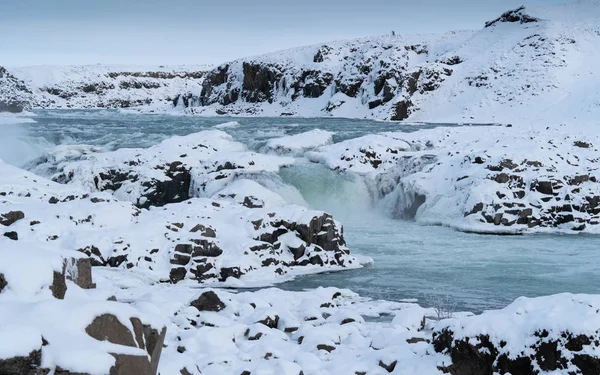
left=1, top=0, right=569, bottom=67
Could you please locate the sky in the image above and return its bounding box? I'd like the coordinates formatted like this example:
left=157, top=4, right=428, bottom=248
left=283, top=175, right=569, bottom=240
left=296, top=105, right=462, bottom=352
left=1, top=0, right=570, bottom=67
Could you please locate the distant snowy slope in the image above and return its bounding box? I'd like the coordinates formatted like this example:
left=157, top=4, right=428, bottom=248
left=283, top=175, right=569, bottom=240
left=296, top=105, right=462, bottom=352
left=9, top=64, right=211, bottom=109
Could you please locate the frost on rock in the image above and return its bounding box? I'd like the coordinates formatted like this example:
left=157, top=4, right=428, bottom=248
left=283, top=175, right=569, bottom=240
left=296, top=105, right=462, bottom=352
left=38, top=130, right=294, bottom=209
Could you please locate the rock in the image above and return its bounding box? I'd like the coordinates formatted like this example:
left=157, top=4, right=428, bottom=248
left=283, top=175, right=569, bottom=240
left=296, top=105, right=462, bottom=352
left=85, top=314, right=137, bottom=347
left=190, top=291, right=226, bottom=312
left=3, top=231, right=18, bottom=240
left=0, top=273, right=6, bottom=293
left=0, top=349, right=43, bottom=375
left=85, top=314, right=166, bottom=375
left=485, top=6, right=539, bottom=27
left=50, top=270, right=67, bottom=299
left=170, top=267, right=187, bottom=283
left=190, top=224, right=216, bottom=238
left=219, top=267, right=242, bottom=281
left=391, top=99, right=413, bottom=121
left=0, top=211, right=25, bottom=226
left=65, top=258, right=96, bottom=289
left=433, top=328, right=600, bottom=375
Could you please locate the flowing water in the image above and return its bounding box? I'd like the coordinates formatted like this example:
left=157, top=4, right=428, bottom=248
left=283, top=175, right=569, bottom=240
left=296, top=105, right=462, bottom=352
left=4, top=109, right=600, bottom=312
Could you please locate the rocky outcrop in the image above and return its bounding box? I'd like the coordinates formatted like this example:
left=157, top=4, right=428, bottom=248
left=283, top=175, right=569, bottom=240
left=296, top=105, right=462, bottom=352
left=190, top=291, right=226, bottom=312
left=6, top=65, right=207, bottom=110
left=168, top=208, right=353, bottom=284
left=432, top=294, right=600, bottom=375
left=311, top=127, right=600, bottom=233
left=193, top=44, right=443, bottom=120
left=0, top=66, right=32, bottom=112
left=86, top=314, right=166, bottom=375
left=485, top=6, right=539, bottom=28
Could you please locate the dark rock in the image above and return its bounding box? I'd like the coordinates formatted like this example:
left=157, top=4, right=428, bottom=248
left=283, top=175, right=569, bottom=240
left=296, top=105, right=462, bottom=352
left=0, top=211, right=24, bottom=226
left=257, top=315, right=279, bottom=329
left=86, top=314, right=137, bottom=347
left=190, top=240, right=223, bottom=257
left=190, top=224, right=216, bottom=237
left=0, top=273, right=6, bottom=293
left=390, top=99, right=413, bottom=121
left=190, top=291, right=226, bottom=312
left=485, top=6, right=539, bottom=28
left=0, top=349, right=43, bottom=375
left=169, top=267, right=187, bottom=283
left=3, top=231, right=18, bottom=240
left=433, top=328, right=600, bottom=375
left=533, top=180, right=554, bottom=195
left=50, top=269, right=67, bottom=299
left=317, top=344, right=336, bottom=352
left=379, top=360, right=398, bottom=373
left=66, top=258, right=96, bottom=289
left=220, top=267, right=242, bottom=281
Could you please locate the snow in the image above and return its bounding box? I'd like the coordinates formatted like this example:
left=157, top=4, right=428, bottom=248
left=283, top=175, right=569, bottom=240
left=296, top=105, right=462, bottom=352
left=213, top=121, right=241, bottom=129
left=9, top=64, right=211, bottom=110
left=263, top=129, right=335, bottom=155
left=1, top=2, right=600, bottom=373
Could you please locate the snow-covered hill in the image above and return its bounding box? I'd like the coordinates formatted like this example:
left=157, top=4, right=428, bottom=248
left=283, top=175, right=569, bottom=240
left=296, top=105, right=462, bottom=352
left=9, top=64, right=210, bottom=109
left=188, top=1, right=600, bottom=127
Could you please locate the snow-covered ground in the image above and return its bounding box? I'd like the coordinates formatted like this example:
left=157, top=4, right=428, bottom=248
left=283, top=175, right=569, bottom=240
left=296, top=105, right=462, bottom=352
left=1, top=118, right=600, bottom=373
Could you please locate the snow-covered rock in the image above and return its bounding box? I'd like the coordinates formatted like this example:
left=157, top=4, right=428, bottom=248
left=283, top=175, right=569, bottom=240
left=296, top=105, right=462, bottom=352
left=0, top=238, right=167, bottom=375
left=0, top=66, right=32, bottom=113
left=310, top=125, right=600, bottom=233
left=433, top=293, right=600, bottom=375
left=32, top=130, right=293, bottom=209
left=8, top=64, right=210, bottom=110
left=262, top=129, right=335, bottom=155
left=2, top=133, right=364, bottom=284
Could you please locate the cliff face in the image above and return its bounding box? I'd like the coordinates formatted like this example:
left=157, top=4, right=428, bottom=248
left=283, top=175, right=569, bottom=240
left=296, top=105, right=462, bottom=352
left=191, top=33, right=465, bottom=120
left=0, top=66, right=32, bottom=112
left=8, top=65, right=209, bottom=110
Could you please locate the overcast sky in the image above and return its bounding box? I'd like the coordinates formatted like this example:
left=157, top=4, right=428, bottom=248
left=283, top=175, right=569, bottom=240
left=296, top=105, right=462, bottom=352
left=1, top=0, right=569, bottom=67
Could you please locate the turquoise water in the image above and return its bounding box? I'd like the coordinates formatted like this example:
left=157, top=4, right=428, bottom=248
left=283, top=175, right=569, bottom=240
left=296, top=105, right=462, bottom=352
left=8, top=110, right=600, bottom=312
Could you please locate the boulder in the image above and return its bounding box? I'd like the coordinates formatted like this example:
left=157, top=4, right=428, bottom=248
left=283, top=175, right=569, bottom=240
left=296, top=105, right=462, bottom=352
left=0, top=211, right=25, bottom=226
left=190, top=291, right=226, bottom=312
left=85, top=314, right=166, bottom=375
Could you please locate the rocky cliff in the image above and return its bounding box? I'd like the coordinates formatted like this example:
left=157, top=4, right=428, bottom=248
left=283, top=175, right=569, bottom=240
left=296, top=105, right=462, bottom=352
left=2, top=2, right=598, bottom=125
left=7, top=65, right=209, bottom=110
left=0, top=66, right=32, bottom=112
